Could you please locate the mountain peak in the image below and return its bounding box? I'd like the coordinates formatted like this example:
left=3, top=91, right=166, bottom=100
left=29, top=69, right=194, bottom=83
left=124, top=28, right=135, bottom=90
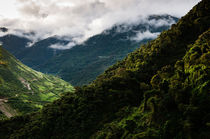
left=0, top=27, right=8, bottom=33
left=0, top=0, right=209, bottom=138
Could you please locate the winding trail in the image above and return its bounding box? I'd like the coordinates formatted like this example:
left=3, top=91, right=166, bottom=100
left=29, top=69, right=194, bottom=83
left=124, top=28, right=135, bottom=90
left=19, top=77, right=34, bottom=94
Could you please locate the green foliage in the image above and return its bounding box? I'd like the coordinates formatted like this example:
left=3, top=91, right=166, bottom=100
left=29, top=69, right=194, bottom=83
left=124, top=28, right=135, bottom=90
left=0, top=46, right=74, bottom=118
left=0, top=0, right=209, bottom=138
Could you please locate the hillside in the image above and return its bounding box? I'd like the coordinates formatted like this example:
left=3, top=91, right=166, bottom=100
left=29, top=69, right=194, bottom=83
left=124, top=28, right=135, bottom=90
left=1, top=15, right=178, bottom=86
left=0, top=0, right=209, bottom=138
left=0, top=46, right=74, bottom=119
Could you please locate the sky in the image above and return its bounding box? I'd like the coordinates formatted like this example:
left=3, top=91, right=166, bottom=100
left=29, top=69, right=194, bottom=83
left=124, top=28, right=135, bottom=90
left=0, top=0, right=201, bottom=49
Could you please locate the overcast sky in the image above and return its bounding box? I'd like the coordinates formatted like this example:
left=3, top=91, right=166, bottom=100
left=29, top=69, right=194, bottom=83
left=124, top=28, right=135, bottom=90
left=0, top=0, right=201, bottom=47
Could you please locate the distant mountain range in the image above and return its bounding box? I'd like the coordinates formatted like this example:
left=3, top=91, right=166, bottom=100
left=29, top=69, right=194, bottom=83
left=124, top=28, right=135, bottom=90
left=0, top=15, right=179, bottom=85
left=0, top=0, right=209, bottom=138
left=0, top=35, right=66, bottom=68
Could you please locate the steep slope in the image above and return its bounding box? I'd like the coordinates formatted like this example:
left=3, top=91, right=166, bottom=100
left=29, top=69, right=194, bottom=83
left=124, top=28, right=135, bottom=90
left=0, top=46, right=74, bottom=119
left=39, top=15, right=178, bottom=85
left=91, top=28, right=210, bottom=139
left=0, top=0, right=209, bottom=138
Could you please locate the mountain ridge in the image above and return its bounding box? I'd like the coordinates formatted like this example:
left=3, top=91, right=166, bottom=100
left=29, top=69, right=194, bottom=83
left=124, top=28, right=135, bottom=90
left=39, top=15, right=178, bottom=85
left=0, top=0, right=209, bottom=138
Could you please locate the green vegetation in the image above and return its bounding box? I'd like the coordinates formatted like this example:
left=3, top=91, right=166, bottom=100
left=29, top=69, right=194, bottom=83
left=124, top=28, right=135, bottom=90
left=0, top=46, right=74, bottom=119
left=0, top=0, right=209, bottom=138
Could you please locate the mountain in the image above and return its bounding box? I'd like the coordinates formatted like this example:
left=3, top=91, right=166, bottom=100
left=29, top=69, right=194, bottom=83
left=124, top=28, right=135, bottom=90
left=0, top=15, right=178, bottom=86
left=0, top=35, right=30, bottom=56
left=15, top=37, right=68, bottom=68
left=0, top=35, right=66, bottom=68
left=0, top=45, right=74, bottom=119
left=0, top=27, right=8, bottom=32
left=0, top=0, right=209, bottom=138
left=37, top=15, right=179, bottom=86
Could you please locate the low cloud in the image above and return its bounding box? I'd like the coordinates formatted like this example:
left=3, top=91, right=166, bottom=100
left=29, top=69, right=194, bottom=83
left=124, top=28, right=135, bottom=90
left=131, top=31, right=160, bottom=42
left=0, top=0, right=201, bottom=49
left=26, top=41, right=36, bottom=48
left=145, top=17, right=177, bottom=28
left=49, top=42, right=76, bottom=50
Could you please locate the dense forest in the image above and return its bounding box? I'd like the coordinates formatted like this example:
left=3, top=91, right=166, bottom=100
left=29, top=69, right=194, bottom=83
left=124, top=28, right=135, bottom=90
left=0, top=0, right=209, bottom=138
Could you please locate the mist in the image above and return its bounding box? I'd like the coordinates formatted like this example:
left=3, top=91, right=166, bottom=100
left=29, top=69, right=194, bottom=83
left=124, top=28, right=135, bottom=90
left=0, top=0, right=201, bottom=49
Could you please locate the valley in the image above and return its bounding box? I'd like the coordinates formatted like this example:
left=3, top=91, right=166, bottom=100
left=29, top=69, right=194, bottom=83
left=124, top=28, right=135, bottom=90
left=0, top=0, right=210, bottom=139
left=0, top=46, right=74, bottom=119
left=0, top=15, right=178, bottom=86
left=0, top=0, right=209, bottom=138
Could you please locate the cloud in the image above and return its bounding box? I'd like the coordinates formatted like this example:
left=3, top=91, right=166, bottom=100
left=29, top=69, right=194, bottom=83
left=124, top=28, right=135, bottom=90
left=0, top=0, right=201, bottom=49
left=130, top=31, right=160, bottom=42
left=146, top=17, right=177, bottom=28
left=49, top=42, right=76, bottom=50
